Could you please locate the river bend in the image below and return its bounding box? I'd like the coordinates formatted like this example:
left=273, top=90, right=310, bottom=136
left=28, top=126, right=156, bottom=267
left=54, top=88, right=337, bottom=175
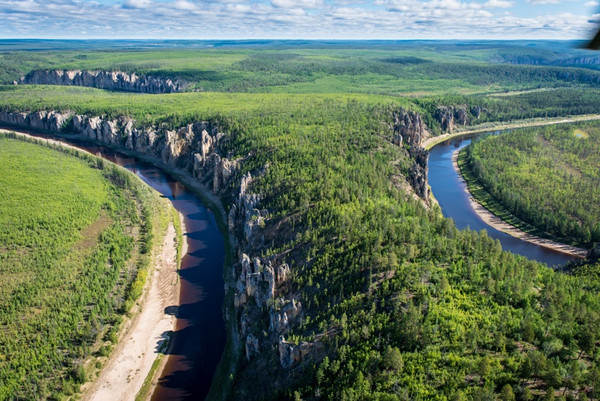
left=7, top=129, right=226, bottom=401
left=428, top=135, right=573, bottom=267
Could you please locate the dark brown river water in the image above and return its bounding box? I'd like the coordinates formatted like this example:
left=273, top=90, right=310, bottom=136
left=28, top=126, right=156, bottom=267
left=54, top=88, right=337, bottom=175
left=4, top=128, right=226, bottom=400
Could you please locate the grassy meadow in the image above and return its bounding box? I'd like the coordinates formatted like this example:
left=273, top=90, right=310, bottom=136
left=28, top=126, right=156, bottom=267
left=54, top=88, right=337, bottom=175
left=2, top=40, right=600, bottom=96
left=0, top=135, right=173, bottom=400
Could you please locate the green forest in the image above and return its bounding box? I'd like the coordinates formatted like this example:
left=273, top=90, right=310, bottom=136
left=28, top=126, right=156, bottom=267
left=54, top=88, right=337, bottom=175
left=2, top=40, right=600, bottom=96
left=0, top=135, right=173, bottom=400
left=211, top=94, right=600, bottom=401
left=461, top=123, right=600, bottom=248
left=1, top=41, right=600, bottom=401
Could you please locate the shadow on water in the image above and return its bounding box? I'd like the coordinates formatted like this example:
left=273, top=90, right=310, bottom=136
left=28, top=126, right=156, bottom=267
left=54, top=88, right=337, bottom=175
left=3, top=127, right=226, bottom=401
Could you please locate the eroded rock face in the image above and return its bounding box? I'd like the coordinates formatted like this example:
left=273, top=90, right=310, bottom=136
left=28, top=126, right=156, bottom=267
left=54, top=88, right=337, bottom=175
left=384, top=109, right=431, bottom=204
left=0, top=110, right=242, bottom=198
left=391, top=109, right=427, bottom=147
left=21, top=70, right=187, bottom=94
left=276, top=263, right=290, bottom=285
left=435, top=105, right=469, bottom=132
left=408, top=147, right=430, bottom=202
left=245, top=334, right=260, bottom=361
left=0, top=110, right=72, bottom=132
left=278, top=336, right=313, bottom=369
left=269, top=299, right=301, bottom=333
left=161, top=126, right=195, bottom=167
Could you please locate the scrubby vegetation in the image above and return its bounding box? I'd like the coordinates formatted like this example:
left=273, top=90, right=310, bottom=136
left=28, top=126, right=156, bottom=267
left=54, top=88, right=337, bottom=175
left=462, top=122, right=600, bottom=248
left=0, top=134, right=173, bottom=400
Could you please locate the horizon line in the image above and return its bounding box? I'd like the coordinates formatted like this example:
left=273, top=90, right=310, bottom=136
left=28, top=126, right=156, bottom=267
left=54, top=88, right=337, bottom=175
left=0, top=38, right=589, bottom=42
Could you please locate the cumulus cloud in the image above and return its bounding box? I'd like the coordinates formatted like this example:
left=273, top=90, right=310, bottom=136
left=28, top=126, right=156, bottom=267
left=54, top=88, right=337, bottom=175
left=0, top=0, right=593, bottom=39
left=271, top=0, right=324, bottom=8
left=122, top=0, right=153, bottom=9
left=173, top=0, right=197, bottom=10
left=525, top=0, right=560, bottom=4
left=585, top=0, right=598, bottom=6
left=484, top=0, right=512, bottom=8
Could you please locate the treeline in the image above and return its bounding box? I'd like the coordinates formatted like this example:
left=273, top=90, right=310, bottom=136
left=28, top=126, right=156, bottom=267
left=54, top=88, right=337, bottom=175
left=418, top=89, right=600, bottom=134
left=462, top=123, right=600, bottom=247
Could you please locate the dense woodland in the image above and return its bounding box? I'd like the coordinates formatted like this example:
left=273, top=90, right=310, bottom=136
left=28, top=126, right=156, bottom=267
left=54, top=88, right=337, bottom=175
left=1, top=42, right=600, bottom=400
left=2, top=40, right=600, bottom=96
left=462, top=123, right=600, bottom=248
left=0, top=135, right=173, bottom=400
left=209, top=98, right=600, bottom=401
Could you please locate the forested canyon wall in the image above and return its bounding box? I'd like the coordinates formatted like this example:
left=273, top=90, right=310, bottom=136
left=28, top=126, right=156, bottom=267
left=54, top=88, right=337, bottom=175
left=0, top=108, right=315, bottom=369
left=20, top=70, right=187, bottom=93
left=0, top=105, right=461, bottom=379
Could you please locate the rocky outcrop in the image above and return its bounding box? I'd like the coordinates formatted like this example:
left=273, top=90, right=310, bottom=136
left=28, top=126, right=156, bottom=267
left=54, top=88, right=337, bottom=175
left=0, top=110, right=242, bottom=198
left=276, top=263, right=290, bottom=285
left=471, top=106, right=482, bottom=119
left=0, top=110, right=72, bottom=132
left=278, top=336, right=313, bottom=369
left=269, top=299, right=301, bottom=333
left=245, top=334, right=259, bottom=361
left=408, top=147, right=430, bottom=201
left=233, top=254, right=295, bottom=312
left=20, top=70, right=187, bottom=94
left=390, top=109, right=427, bottom=147
left=385, top=109, right=431, bottom=203
left=435, top=105, right=469, bottom=132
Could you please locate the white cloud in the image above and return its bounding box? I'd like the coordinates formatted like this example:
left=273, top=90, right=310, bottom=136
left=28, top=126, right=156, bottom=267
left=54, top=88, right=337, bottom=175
left=484, top=0, right=512, bottom=8
left=525, top=0, right=560, bottom=4
left=585, top=0, right=598, bottom=6
left=173, top=0, right=197, bottom=10
left=122, top=0, right=153, bottom=9
left=271, top=0, right=324, bottom=8
left=0, top=0, right=594, bottom=39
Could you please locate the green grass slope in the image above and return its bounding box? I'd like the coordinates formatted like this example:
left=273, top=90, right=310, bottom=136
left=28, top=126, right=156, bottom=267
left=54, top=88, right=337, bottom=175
left=0, top=135, right=173, bottom=400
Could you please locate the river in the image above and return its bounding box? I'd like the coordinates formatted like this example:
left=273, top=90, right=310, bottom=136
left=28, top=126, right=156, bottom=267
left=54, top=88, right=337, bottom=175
left=428, top=134, right=574, bottom=267
left=5, top=128, right=226, bottom=401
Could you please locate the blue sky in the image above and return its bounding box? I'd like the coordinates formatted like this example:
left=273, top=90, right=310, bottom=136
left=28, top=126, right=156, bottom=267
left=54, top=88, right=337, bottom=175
left=0, top=0, right=598, bottom=39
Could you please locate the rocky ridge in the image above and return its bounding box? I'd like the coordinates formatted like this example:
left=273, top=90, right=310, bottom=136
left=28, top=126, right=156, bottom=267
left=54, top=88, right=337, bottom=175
left=387, top=108, right=433, bottom=202
left=0, top=104, right=467, bottom=372
left=20, top=70, right=187, bottom=94
left=0, top=108, right=312, bottom=369
left=434, top=105, right=470, bottom=132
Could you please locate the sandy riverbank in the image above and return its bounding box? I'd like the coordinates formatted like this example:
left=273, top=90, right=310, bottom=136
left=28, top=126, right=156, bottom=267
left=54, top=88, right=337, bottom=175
left=83, top=220, right=183, bottom=401
left=422, top=114, right=600, bottom=150
left=451, top=149, right=587, bottom=259
left=0, top=129, right=185, bottom=400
